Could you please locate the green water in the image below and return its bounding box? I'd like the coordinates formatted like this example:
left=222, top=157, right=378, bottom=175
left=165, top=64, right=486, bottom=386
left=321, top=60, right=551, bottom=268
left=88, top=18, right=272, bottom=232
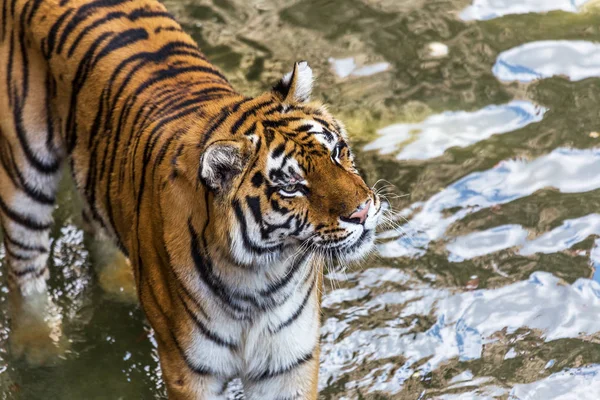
left=5, top=0, right=600, bottom=399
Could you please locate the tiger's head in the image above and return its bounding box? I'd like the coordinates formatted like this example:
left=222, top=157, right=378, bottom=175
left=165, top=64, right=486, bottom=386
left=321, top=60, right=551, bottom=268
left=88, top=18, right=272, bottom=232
left=199, top=62, right=381, bottom=266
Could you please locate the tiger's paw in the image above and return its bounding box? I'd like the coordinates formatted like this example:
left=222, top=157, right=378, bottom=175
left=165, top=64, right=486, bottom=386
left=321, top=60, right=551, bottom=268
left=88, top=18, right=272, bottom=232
left=9, top=292, right=70, bottom=366
left=96, top=248, right=137, bottom=304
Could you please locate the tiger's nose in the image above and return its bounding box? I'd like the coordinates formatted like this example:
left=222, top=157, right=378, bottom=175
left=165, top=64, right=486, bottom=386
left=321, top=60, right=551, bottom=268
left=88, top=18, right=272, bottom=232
left=342, top=200, right=371, bottom=225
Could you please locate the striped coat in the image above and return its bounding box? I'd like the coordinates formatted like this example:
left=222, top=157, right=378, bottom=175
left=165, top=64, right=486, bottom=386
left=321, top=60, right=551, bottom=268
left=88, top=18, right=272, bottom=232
left=0, top=0, right=381, bottom=398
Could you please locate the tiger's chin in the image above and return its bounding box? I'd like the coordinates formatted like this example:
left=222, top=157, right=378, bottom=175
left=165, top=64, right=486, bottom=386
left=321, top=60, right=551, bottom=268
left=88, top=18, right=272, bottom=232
left=322, top=228, right=376, bottom=265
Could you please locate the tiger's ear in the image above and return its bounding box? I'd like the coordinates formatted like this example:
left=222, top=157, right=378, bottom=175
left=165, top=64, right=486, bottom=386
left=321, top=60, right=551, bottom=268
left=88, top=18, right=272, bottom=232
left=273, top=61, right=313, bottom=104
left=200, top=141, right=247, bottom=194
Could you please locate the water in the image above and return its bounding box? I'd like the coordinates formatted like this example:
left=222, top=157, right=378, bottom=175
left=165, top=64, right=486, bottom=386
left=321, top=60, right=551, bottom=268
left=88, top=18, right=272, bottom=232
left=4, top=0, right=600, bottom=398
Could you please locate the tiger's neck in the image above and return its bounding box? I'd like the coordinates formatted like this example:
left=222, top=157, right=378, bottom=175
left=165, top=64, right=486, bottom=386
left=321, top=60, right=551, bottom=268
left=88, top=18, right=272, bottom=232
left=206, top=239, right=321, bottom=319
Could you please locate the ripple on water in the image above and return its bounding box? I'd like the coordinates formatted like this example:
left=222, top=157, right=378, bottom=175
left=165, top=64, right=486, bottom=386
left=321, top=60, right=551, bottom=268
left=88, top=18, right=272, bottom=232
left=328, top=57, right=391, bottom=79
left=446, top=224, right=529, bottom=262
left=441, top=365, right=600, bottom=399
left=320, top=268, right=600, bottom=395
left=378, top=148, right=600, bottom=258
left=446, top=213, right=600, bottom=261
left=460, top=0, right=592, bottom=21
left=494, top=40, right=600, bottom=82
left=363, top=101, right=546, bottom=161
left=509, top=365, right=600, bottom=400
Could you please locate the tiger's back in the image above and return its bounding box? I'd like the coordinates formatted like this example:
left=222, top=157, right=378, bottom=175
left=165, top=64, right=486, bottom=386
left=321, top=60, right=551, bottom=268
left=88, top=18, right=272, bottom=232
left=0, top=0, right=237, bottom=258
left=0, top=1, right=382, bottom=398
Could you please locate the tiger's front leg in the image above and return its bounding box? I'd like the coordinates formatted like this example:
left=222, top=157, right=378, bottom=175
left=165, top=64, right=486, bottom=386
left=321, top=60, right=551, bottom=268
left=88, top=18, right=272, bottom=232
left=243, top=354, right=320, bottom=400
left=159, top=349, right=233, bottom=400
left=242, top=277, right=322, bottom=400
left=81, top=210, right=136, bottom=304
left=148, top=322, right=238, bottom=400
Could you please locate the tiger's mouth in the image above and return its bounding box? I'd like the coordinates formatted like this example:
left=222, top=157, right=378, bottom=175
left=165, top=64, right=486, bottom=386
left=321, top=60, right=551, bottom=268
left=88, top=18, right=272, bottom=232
left=313, top=228, right=376, bottom=263
left=308, top=197, right=381, bottom=262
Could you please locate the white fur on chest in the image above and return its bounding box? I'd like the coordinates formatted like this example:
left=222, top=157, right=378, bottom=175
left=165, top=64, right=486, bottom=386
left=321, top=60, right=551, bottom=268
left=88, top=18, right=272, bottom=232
left=183, top=255, right=320, bottom=379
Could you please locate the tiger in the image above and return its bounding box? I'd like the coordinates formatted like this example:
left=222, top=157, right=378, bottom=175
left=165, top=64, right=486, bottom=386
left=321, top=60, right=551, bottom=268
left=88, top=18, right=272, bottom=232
left=0, top=0, right=382, bottom=398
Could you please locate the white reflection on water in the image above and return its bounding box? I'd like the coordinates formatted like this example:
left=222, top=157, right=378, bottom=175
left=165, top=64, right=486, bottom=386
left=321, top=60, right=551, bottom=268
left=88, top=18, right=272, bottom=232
left=379, top=148, right=600, bottom=258
left=590, top=239, right=600, bottom=284
left=521, top=214, right=600, bottom=255
left=320, top=268, right=600, bottom=395
left=460, top=0, right=591, bottom=21
left=363, top=101, right=545, bottom=160
left=446, top=214, right=600, bottom=261
left=510, top=365, right=600, bottom=400
left=494, top=41, right=600, bottom=82
left=442, top=365, right=600, bottom=400
left=447, top=224, right=528, bottom=262
left=439, top=385, right=508, bottom=399
left=328, top=57, right=391, bottom=79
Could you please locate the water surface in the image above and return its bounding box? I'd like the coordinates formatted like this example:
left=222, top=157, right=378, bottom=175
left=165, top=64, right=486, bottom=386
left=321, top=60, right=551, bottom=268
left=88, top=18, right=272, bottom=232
left=4, top=0, right=600, bottom=398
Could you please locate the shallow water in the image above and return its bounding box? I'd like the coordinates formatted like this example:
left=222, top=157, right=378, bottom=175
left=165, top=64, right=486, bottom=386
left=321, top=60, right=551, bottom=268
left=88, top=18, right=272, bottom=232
left=4, top=0, right=600, bottom=399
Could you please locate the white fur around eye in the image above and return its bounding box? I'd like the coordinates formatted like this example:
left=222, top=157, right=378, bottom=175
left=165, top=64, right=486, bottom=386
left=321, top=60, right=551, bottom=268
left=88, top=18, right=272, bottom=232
left=303, top=121, right=337, bottom=150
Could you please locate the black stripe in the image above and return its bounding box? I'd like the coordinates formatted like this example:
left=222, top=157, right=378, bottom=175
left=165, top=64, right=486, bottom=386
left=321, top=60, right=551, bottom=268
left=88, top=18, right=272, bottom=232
left=232, top=200, right=282, bottom=255
left=0, top=142, right=56, bottom=205
left=10, top=264, right=46, bottom=278
left=140, top=264, right=216, bottom=376
left=296, top=124, right=313, bottom=133
left=163, top=245, right=211, bottom=321
left=199, top=108, right=230, bottom=147
left=55, top=0, right=130, bottom=55
left=1, top=0, right=7, bottom=40
left=241, top=121, right=257, bottom=137
left=176, top=290, right=238, bottom=350
left=101, top=69, right=200, bottom=248
left=154, top=25, right=181, bottom=34
left=251, top=171, right=264, bottom=188
left=259, top=250, right=309, bottom=298
left=4, top=245, right=36, bottom=261
left=68, top=28, right=149, bottom=152
left=271, top=143, right=286, bottom=158
left=44, top=71, right=57, bottom=155
left=6, top=30, right=14, bottom=107
left=93, top=28, right=149, bottom=66
left=3, top=231, right=48, bottom=252
left=26, top=0, right=44, bottom=25
left=0, top=196, right=52, bottom=231
left=67, top=9, right=173, bottom=57
left=65, top=30, right=113, bottom=152
left=270, top=276, right=315, bottom=334
left=246, top=196, right=263, bottom=226
left=8, top=30, right=61, bottom=174
left=230, top=99, right=274, bottom=135
left=43, top=7, right=75, bottom=58
left=152, top=65, right=228, bottom=86
left=188, top=218, right=256, bottom=315
left=314, top=117, right=333, bottom=131
left=133, top=106, right=202, bottom=224
left=89, top=43, right=201, bottom=151
left=249, top=351, right=314, bottom=382
left=192, top=86, right=233, bottom=99
left=152, top=129, right=185, bottom=176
